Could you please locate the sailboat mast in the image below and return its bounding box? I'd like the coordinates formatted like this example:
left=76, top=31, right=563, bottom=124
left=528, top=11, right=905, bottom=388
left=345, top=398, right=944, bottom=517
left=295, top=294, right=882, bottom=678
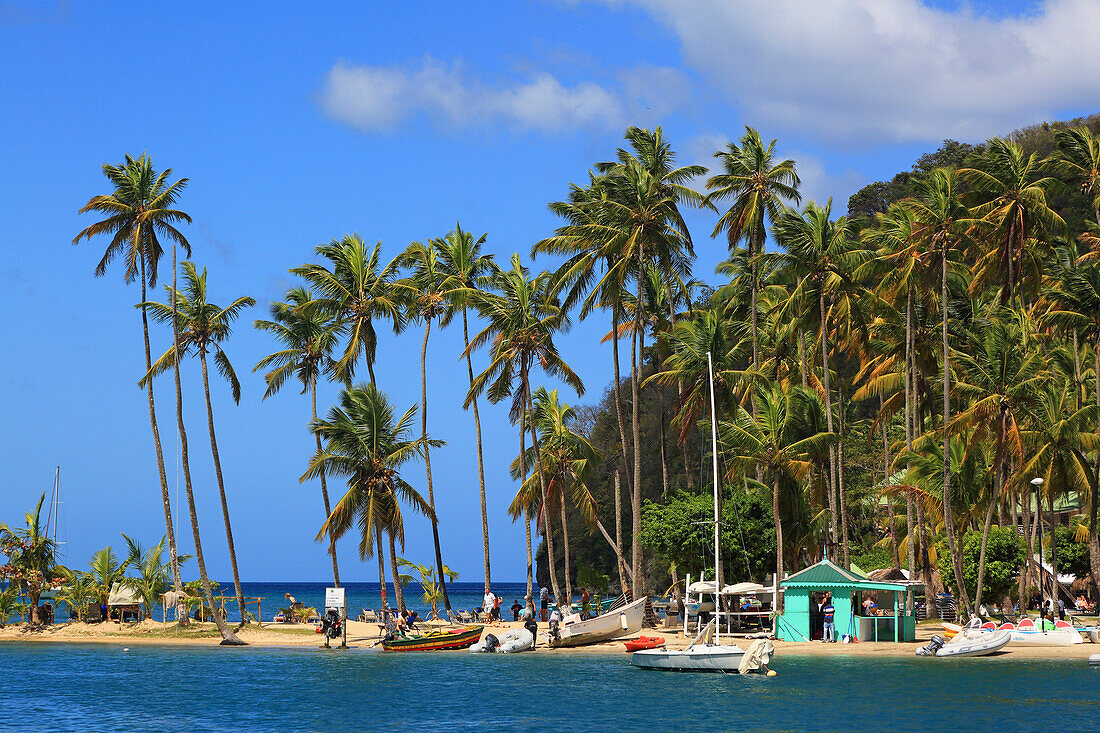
left=53, top=466, right=60, bottom=546
left=707, top=352, right=720, bottom=638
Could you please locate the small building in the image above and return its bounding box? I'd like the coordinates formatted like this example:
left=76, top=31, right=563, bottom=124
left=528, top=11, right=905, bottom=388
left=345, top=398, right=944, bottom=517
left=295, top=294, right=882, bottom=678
left=777, top=559, right=916, bottom=642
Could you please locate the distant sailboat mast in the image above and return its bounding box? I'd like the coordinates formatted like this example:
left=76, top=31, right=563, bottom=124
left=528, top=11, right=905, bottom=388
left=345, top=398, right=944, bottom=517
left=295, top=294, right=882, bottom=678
left=707, top=352, right=721, bottom=642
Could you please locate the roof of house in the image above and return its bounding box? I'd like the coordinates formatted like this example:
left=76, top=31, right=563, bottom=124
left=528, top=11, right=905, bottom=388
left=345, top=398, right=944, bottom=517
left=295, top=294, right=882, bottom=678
left=781, top=559, right=908, bottom=592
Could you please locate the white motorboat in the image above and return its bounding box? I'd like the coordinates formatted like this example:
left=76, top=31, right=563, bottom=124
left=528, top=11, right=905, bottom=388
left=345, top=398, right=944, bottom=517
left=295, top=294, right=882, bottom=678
left=916, top=627, right=1011, bottom=658
left=1005, top=618, right=1084, bottom=646
left=1086, top=627, right=1099, bottom=644
left=632, top=620, right=773, bottom=673
left=548, top=596, right=647, bottom=647
left=469, top=627, right=534, bottom=653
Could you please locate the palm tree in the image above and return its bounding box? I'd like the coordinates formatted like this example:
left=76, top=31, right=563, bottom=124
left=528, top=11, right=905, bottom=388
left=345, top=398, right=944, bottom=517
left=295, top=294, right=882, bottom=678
left=306, top=384, right=434, bottom=612
left=949, top=313, right=1048, bottom=608
left=1041, top=259, right=1100, bottom=589
left=292, top=234, right=404, bottom=385
left=510, top=388, right=603, bottom=604
left=721, top=384, right=836, bottom=613
left=436, top=224, right=496, bottom=594
left=1054, top=126, right=1100, bottom=221
left=0, top=494, right=60, bottom=624
left=395, top=240, right=455, bottom=619
left=88, top=547, right=127, bottom=606
left=907, top=168, right=977, bottom=613
left=58, top=571, right=98, bottom=623
left=72, top=154, right=189, bottom=616
left=254, top=287, right=344, bottom=586
left=466, top=255, right=584, bottom=606
left=396, top=557, right=459, bottom=623
left=120, top=535, right=178, bottom=620
left=770, top=200, right=869, bottom=563
left=594, top=127, right=703, bottom=596
left=140, top=262, right=254, bottom=624
left=706, top=126, right=801, bottom=369
left=959, top=138, right=1066, bottom=306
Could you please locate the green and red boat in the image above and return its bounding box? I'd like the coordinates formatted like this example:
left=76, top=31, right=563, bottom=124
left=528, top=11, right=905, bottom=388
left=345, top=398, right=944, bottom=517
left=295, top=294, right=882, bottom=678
left=381, top=625, right=484, bottom=652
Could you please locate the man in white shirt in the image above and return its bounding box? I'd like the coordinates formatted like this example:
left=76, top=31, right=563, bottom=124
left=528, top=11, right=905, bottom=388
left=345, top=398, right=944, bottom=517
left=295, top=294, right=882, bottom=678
left=483, top=589, right=496, bottom=624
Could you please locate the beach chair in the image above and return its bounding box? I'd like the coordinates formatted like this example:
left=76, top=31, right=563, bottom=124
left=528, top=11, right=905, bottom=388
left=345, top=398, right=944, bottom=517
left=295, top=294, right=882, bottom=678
left=358, top=609, right=378, bottom=623
left=455, top=610, right=473, bottom=624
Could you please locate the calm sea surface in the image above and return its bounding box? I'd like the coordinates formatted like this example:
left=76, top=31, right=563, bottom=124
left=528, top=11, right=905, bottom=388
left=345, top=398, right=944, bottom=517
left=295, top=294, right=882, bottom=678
left=1, top=645, right=1095, bottom=731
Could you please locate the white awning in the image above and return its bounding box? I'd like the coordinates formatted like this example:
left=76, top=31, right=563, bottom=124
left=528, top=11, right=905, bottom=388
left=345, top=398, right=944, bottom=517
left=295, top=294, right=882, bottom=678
left=687, top=580, right=721, bottom=594
left=107, top=582, right=140, bottom=606
left=721, top=582, right=766, bottom=595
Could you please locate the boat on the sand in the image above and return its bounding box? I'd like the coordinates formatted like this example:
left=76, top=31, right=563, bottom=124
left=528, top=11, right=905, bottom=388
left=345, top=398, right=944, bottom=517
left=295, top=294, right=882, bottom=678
left=624, top=635, right=665, bottom=652
left=469, top=627, right=534, bottom=653
left=382, top=625, right=484, bottom=651
left=944, top=617, right=1083, bottom=646
left=548, top=596, right=647, bottom=648
left=917, top=622, right=1010, bottom=658
left=631, top=620, right=774, bottom=673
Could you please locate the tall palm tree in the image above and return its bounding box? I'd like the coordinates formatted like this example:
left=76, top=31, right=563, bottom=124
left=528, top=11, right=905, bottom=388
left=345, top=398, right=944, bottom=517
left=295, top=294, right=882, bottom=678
left=139, top=262, right=254, bottom=623
left=306, top=384, right=434, bottom=612
left=395, top=240, right=455, bottom=618
left=1054, top=126, right=1100, bottom=221
left=254, top=287, right=345, bottom=587
left=510, top=388, right=603, bottom=604
left=721, top=384, right=836, bottom=613
left=72, top=154, right=189, bottom=619
left=906, top=168, right=977, bottom=613
left=435, top=223, right=496, bottom=593
left=292, top=234, right=405, bottom=385
left=705, top=126, right=801, bottom=369
left=593, top=127, right=703, bottom=596
left=959, top=138, right=1066, bottom=306
left=770, top=200, right=869, bottom=563
left=466, top=255, right=584, bottom=606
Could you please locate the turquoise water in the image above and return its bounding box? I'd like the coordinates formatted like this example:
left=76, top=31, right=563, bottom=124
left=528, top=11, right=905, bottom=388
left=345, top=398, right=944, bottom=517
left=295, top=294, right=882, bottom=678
left=2, top=644, right=1095, bottom=731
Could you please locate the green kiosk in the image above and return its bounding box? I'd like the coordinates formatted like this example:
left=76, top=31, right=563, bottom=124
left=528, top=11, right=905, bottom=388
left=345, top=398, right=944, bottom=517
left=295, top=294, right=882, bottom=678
left=776, top=559, right=916, bottom=643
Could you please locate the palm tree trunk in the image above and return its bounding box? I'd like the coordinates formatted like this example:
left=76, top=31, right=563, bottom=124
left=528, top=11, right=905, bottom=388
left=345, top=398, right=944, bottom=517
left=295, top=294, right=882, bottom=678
left=631, top=248, right=644, bottom=597
left=198, top=352, right=246, bottom=624
left=751, top=237, right=760, bottom=370
left=139, top=251, right=186, bottom=626
left=376, top=525, right=389, bottom=611
left=388, top=532, right=405, bottom=614
left=525, top=368, right=562, bottom=607
left=973, top=478, right=999, bottom=611
left=1091, top=346, right=1100, bottom=600
left=560, top=495, right=572, bottom=607
left=941, top=246, right=971, bottom=615
left=1072, top=330, right=1082, bottom=410
left=461, top=309, right=492, bottom=594
left=420, top=319, right=453, bottom=620
left=311, top=377, right=341, bottom=587
left=819, top=289, right=838, bottom=551
left=615, top=470, right=628, bottom=595
left=772, top=474, right=784, bottom=614
left=520, top=404, right=533, bottom=602
left=838, top=379, right=850, bottom=569
left=611, top=305, right=634, bottom=500
left=905, top=291, right=916, bottom=612
left=884, top=417, right=899, bottom=569
left=1047, top=492, right=1061, bottom=609
left=170, top=245, right=242, bottom=645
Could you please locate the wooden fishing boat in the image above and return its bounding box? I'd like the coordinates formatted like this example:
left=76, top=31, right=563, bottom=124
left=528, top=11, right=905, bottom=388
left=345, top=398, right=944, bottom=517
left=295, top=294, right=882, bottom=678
left=381, top=625, right=484, bottom=652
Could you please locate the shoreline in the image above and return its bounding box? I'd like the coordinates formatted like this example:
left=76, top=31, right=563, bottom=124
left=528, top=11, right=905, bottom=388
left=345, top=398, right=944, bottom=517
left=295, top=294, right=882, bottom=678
left=3, top=619, right=1097, bottom=659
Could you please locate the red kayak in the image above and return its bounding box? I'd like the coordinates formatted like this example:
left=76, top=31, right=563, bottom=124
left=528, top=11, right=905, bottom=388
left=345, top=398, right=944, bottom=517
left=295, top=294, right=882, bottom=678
left=624, top=635, right=666, bottom=652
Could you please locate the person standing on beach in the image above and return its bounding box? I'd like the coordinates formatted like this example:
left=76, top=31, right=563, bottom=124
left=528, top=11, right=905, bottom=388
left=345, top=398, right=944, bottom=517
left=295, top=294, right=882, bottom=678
left=511, top=599, right=522, bottom=621
left=822, top=593, right=835, bottom=642
left=539, top=586, right=549, bottom=621
left=492, top=593, right=502, bottom=622
left=483, top=588, right=496, bottom=624
left=580, top=588, right=591, bottom=620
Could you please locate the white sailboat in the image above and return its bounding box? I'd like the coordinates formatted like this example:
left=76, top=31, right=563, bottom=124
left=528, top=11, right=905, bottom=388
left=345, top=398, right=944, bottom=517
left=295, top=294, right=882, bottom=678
left=632, top=352, right=775, bottom=674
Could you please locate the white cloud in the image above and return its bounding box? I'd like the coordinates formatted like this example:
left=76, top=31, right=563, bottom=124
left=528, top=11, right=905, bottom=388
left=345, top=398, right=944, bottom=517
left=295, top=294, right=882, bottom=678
left=607, top=0, right=1100, bottom=144
left=319, top=58, right=691, bottom=133
left=783, top=152, right=866, bottom=210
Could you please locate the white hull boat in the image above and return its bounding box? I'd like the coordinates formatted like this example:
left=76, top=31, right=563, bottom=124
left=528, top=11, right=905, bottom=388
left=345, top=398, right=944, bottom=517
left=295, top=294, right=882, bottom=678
left=549, top=596, right=647, bottom=647
left=1086, top=627, right=1099, bottom=644
left=917, top=630, right=1011, bottom=658
left=1008, top=628, right=1083, bottom=646
left=632, top=622, right=774, bottom=673
left=469, top=627, right=534, bottom=653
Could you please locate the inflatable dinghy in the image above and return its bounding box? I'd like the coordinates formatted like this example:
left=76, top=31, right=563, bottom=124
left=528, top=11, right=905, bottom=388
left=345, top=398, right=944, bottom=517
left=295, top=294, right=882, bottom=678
left=469, top=627, right=534, bottom=653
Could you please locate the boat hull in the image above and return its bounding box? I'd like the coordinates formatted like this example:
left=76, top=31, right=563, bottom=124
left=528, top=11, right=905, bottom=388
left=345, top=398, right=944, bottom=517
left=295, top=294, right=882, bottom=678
left=382, top=626, right=484, bottom=652
left=935, top=631, right=1010, bottom=657
left=1008, top=630, right=1083, bottom=646
left=469, top=628, right=534, bottom=653
left=550, top=597, right=647, bottom=648
left=631, top=645, right=746, bottom=672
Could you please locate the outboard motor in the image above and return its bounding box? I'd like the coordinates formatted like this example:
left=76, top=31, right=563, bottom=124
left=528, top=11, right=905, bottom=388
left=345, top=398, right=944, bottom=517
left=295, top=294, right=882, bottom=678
left=915, top=634, right=946, bottom=657
left=321, top=608, right=342, bottom=640
left=483, top=633, right=500, bottom=652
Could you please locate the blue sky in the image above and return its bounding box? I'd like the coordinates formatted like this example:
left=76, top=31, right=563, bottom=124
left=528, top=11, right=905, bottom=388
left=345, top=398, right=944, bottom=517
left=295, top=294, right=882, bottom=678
left=2, top=0, right=1097, bottom=583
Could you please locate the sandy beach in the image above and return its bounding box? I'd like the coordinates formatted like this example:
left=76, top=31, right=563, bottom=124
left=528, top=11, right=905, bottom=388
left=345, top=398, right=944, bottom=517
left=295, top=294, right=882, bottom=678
left=3, top=618, right=1097, bottom=659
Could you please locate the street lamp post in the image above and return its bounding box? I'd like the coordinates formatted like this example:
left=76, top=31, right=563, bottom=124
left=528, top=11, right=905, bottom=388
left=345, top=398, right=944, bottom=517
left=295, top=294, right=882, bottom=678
left=1029, top=477, right=1046, bottom=625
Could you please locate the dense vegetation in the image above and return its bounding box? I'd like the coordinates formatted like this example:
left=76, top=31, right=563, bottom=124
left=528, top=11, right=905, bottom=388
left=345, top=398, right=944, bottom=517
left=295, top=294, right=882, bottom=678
left=6, top=113, right=1100, bottom=636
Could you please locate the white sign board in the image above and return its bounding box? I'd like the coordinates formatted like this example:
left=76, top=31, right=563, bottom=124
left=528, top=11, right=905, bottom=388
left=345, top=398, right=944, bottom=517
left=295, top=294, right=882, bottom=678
left=325, top=587, right=345, bottom=610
